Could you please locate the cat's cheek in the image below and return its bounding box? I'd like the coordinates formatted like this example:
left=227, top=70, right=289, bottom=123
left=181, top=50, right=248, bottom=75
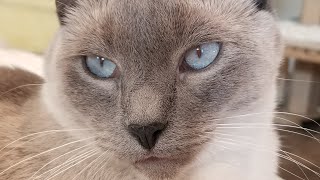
left=46, top=55, right=121, bottom=126
left=62, top=71, right=120, bottom=118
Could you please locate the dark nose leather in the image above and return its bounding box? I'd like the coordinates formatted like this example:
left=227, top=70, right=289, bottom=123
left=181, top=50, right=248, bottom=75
left=128, top=122, right=167, bottom=150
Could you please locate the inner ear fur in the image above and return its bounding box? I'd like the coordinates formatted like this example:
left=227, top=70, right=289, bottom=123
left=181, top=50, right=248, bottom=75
left=56, top=0, right=78, bottom=25
left=254, top=0, right=272, bottom=11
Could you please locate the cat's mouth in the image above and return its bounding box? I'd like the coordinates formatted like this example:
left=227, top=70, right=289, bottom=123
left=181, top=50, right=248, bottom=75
left=131, top=154, right=190, bottom=178
left=129, top=150, right=194, bottom=166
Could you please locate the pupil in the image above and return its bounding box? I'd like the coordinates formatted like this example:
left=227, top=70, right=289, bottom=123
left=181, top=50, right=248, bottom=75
left=196, top=46, right=202, bottom=58
left=99, top=57, right=104, bottom=67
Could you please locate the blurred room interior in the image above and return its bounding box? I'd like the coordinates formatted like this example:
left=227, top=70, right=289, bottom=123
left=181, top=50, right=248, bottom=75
left=273, top=0, right=320, bottom=129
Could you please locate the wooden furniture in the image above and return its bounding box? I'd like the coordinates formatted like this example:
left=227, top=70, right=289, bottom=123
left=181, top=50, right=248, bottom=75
left=279, top=0, right=320, bottom=122
left=301, top=0, right=320, bottom=25
left=282, top=0, right=320, bottom=64
left=285, top=46, right=320, bottom=64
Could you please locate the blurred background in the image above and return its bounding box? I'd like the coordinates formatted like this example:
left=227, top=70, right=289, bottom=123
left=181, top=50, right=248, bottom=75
left=0, top=0, right=319, bottom=179
left=273, top=0, right=320, bottom=126
left=0, top=0, right=58, bottom=53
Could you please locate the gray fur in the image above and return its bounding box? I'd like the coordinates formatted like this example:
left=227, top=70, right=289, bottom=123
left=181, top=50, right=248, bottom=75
left=0, top=0, right=282, bottom=179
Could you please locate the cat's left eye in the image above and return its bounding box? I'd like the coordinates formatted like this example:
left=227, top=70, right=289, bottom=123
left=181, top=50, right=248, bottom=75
left=85, top=56, right=117, bottom=78
left=183, top=42, right=221, bottom=71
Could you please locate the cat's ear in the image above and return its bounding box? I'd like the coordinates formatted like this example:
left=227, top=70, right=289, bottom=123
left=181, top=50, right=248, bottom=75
left=56, top=0, right=78, bottom=25
left=253, top=0, right=272, bottom=11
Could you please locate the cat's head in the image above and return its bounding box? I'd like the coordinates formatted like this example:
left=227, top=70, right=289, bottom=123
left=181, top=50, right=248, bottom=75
left=44, top=0, right=281, bottom=178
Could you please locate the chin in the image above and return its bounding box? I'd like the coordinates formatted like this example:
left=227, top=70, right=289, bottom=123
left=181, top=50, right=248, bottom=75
left=133, top=157, right=189, bottom=179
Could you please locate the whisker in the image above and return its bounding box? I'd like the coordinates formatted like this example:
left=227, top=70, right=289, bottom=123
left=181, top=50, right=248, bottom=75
left=214, top=125, right=319, bottom=142
left=279, top=166, right=306, bottom=180
left=0, top=84, right=43, bottom=98
left=279, top=154, right=320, bottom=178
left=275, top=116, right=317, bottom=180
left=29, top=142, right=95, bottom=180
left=215, top=143, right=236, bottom=152
left=275, top=112, right=320, bottom=128
left=209, top=111, right=320, bottom=129
left=284, top=152, right=310, bottom=180
left=211, top=132, right=319, bottom=170
left=211, top=132, right=253, bottom=142
left=71, top=151, right=108, bottom=180
left=1, top=134, right=50, bottom=161
left=63, top=148, right=95, bottom=165
left=214, top=139, right=320, bottom=178
left=0, top=137, right=95, bottom=176
left=44, top=151, right=99, bottom=180
left=211, top=114, right=320, bottom=152
left=215, top=122, right=319, bottom=135
left=0, top=129, right=92, bottom=155
left=37, top=149, right=98, bottom=179
left=281, top=153, right=318, bottom=175
left=91, top=161, right=107, bottom=179
left=87, top=149, right=115, bottom=179
left=213, top=139, right=308, bottom=180
left=211, top=136, right=320, bottom=177
left=275, top=116, right=320, bottom=143
left=277, top=78, right=320, bottom=84
left=36, top=149, right=98, bottom=179
left=209, top=112, right=275, bottom=121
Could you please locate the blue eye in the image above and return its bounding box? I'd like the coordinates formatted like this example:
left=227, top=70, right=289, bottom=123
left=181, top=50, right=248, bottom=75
left=184, top=42, right=220, bottom=70
left=85, top=56, right=117, bottom=78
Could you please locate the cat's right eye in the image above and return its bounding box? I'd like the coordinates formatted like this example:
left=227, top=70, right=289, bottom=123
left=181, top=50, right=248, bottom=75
left=181, top=42, right=221, bottom=71
left=84, top=56, right=117, bottom=78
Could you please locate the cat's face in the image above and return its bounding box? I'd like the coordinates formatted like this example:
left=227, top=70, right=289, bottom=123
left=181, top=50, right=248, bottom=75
left=44, top=0, right=281, bottom=178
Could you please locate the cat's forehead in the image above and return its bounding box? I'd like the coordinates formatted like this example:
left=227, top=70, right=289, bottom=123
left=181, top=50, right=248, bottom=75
left=68, top=0, right=256, bottom=32
left=63, top=0, right=266, bottom=61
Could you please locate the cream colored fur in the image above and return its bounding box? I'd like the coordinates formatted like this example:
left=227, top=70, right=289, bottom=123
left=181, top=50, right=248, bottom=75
left=0, top=48, right=44, bottom=77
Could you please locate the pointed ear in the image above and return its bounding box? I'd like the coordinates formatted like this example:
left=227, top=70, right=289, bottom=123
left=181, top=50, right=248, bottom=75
left=56, top=0, right=78, bottom=25
left=254, top=0, right=272, bottom=11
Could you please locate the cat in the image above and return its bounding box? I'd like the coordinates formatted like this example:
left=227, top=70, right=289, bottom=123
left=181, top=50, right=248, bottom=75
left=0, top=0, right=283, bottom=179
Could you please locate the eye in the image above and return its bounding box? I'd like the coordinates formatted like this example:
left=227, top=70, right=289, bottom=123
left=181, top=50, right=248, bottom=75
left=85, top=56, right=117, bottom=78
left=184, top=42, right=220, bottom=70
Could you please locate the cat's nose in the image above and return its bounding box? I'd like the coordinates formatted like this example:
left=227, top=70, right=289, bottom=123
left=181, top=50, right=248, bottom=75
left=128, top=122, right=167, bottom=150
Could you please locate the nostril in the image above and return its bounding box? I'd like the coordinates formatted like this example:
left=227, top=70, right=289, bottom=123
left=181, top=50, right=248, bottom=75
left=128, top=122, right=167, bottom=150
left=153, top=129, right=163, bottom=142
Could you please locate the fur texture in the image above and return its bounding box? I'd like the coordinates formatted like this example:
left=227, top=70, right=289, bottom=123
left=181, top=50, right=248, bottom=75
left=0, top=49, right=44, bottom=77
left=0, top=0, right=283, bottom=179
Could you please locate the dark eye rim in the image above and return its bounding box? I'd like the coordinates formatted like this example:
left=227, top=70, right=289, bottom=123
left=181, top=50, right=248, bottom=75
left=82, top=55, right=120, bottom=80
left=179, top=42, right=223, bottom=73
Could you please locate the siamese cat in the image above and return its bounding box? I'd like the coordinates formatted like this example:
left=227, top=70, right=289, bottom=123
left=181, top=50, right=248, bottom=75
left=0, top=0, right=284, bottom=179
